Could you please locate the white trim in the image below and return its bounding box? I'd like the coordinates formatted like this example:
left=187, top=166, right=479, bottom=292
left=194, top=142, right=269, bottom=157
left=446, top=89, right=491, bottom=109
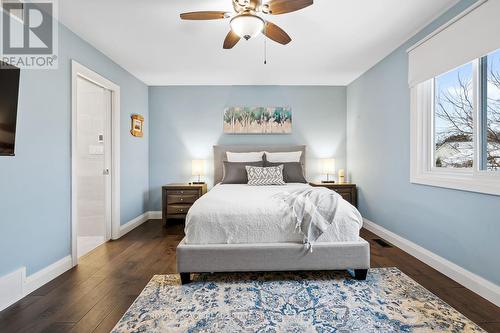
left=0, top=268, right=24, bottom=311
left=0, top=256, right=72, bottom=312
left=119, top=212, right=150, bottom=238
left=77, top=236, right=106, bottom=258
left=363, top=218, right=500, bottom=307
left=0, top=210, right=154, bottom=311
left=148, top=211, right=162, bottom=220
left=0, top=207, right=156, bottom=311
left=71, top=60, right=121, bottom=266
left=407, top=0, right=488, bottom=53
left=24, top=256, right=72, bottom=295
left=410, top=79, right=500, bottom=196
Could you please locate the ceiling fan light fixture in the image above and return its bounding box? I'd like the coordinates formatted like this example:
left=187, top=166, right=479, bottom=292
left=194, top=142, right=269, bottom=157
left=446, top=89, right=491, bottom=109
left=230, top=14, right=264, bottom=40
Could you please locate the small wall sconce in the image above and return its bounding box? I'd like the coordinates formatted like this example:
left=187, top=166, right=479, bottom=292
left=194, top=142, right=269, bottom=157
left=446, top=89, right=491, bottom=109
left=321, top=158, right=336, bottom=183
left=192, top=159, right=206, bottom=184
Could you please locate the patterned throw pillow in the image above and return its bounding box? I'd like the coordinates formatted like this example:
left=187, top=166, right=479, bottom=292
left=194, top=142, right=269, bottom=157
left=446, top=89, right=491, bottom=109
left=246, top=165, right=286, bottom=186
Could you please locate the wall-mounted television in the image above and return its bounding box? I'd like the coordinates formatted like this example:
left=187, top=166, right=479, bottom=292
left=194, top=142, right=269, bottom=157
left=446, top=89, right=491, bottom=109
left=0, top=61, right=20, bottom=156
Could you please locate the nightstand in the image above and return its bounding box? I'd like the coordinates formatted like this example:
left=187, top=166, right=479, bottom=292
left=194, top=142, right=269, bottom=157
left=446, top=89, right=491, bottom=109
left=162, top=183, right=207, bottom=224
left=309, top=182, right=358, bottom=207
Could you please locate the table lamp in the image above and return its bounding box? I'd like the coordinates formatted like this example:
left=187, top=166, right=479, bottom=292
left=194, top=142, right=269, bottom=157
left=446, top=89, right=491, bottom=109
left=321, top=158, right=336, bottom=183
left=191, top=159, right=206, bottom=184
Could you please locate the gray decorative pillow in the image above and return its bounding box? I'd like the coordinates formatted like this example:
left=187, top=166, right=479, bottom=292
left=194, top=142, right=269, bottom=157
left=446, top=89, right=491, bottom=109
left=222, top=161, right=264, bottom=184
left=246, top=165, right=285, bottom=186
left=265, top=161, right=307, bottom=183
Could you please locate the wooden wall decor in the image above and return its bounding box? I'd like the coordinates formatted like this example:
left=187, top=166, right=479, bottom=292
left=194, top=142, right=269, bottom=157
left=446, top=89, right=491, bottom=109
left=130, top=114, right=144, bottom=137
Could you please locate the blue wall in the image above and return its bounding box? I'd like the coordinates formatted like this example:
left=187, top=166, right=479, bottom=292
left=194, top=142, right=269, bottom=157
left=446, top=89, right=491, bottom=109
left=347, top=0, right=500, bottom=285
left=0, top=24, right=149, bottom=276
left=149, top=86, right=347, bottom=211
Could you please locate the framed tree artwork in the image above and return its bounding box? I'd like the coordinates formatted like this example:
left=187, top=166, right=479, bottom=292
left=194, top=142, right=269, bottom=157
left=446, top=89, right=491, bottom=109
left=223, top=107, right=292, bottom=134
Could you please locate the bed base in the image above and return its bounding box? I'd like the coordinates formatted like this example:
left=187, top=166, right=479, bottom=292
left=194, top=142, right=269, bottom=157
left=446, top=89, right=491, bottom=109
left=179, top=270, right=368, bottom=284
left=176, top=238, right=370, bottom=284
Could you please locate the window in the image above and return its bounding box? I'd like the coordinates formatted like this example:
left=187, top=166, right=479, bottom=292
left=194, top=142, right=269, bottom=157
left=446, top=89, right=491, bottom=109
left=434, top=63, right=474, bottom=169
left=480, top=49, right=500, bottom=171
left=410, top=48, right=500, bottom=196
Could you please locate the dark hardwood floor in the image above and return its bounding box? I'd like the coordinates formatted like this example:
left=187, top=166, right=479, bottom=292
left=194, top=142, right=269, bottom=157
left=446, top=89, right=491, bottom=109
left=1, top=219, right=499, bottom=333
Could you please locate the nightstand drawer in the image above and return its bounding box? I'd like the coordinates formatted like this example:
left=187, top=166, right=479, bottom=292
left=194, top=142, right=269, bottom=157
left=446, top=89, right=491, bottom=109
left=167, top=194, right=198, bottom=204
left=168, top=189, right=199, bottom=196
left=167, top=204, right=192, bottom=215
left=309, top=182, right=357, bottom=207
left=335, top=190, right=353, bottom=203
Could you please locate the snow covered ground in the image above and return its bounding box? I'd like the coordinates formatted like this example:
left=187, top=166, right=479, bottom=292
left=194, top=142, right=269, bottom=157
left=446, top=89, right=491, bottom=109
left=435, top=141, right=500, bottom=170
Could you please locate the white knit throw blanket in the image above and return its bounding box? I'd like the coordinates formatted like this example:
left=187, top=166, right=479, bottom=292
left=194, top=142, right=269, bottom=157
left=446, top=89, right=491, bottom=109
left=275, top=187, right=341, bottom=251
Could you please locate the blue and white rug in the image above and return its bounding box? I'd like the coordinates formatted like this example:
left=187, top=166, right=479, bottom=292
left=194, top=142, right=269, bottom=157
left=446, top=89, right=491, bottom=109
left=112, top=268, right=484, bottom=332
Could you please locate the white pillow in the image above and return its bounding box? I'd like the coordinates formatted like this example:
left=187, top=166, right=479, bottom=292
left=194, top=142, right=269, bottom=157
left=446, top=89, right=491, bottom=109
left=226, top=151, right=264, bottom=162
left=265, top=151, right=302, bottom=163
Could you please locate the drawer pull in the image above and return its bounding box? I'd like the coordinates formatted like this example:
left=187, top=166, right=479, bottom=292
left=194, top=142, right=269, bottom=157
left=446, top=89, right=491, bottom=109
left=167, top=194, right=197, bottom=204
left=167, top=204, right=191, bottom=215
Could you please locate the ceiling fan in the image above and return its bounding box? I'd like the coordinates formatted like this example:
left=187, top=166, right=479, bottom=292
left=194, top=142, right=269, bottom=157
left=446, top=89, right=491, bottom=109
left=180, top=0, right=313, bottom=49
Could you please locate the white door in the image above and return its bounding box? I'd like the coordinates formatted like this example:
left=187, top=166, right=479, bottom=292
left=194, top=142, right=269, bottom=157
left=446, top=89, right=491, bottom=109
left=75, top=76, right=112, bottom=258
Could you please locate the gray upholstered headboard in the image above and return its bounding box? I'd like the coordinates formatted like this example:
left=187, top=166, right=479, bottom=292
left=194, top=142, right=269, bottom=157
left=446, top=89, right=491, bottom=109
left=213, top=145, right=306, bottom=184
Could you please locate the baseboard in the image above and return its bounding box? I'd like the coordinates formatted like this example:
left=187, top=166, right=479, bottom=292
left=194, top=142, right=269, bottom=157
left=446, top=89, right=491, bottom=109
left=363, top=218, right=500, bottom=307
left=148, top=211, right=162, bottom=220
left=119, top=213, right=148, bottom=237
left=0, top=268, right=24, bottom=312
left=0, top=255, right=72, bottom=312
left=117, top=211, right=162, bottom=239
left=1, top=211, right=161, bottom=312
left=24, top=256, right=72, bottom=295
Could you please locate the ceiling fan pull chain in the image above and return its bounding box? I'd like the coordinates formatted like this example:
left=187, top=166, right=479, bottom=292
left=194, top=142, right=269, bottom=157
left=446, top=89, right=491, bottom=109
left=264, top=27, right=267, bottom=64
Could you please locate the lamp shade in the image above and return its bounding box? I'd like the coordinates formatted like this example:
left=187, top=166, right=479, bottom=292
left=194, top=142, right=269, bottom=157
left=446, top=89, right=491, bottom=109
left=230, top=14, right=264, bottom=40
left=322, top=159, right=336, bottom=175
left=191, top=160, right=205, bottom=176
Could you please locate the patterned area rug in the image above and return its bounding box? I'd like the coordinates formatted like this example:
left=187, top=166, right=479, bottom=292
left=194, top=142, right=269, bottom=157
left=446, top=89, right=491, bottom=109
left=112, top=268, right=484, bottom=332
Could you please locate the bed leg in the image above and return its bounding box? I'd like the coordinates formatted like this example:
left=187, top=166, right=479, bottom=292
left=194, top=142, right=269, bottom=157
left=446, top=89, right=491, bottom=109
left=353, top=269, right=368, bottom=280
left=180, top=273, right=191, bottom=285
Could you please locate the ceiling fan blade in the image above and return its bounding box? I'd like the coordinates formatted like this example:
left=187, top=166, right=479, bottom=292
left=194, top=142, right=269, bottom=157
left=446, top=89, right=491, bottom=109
left=263, top=21, right=291, bottom=45
left=266, top=0, right=313, bottom=15
left=223, top=30, right=241, bottom=49
left=180, top=11, right=228, bottom=20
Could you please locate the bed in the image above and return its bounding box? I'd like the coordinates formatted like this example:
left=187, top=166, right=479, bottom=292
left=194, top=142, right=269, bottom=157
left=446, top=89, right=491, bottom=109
left=176, top=145, right=370, bottom=283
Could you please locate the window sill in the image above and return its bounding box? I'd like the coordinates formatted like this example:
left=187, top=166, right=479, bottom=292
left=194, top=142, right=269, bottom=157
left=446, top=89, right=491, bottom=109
left=410, top=171, right=500, bottom=196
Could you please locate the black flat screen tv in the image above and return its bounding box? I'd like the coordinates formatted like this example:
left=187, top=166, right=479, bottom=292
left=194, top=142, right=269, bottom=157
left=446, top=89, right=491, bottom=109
left=0, top=61, right=20, bottom=156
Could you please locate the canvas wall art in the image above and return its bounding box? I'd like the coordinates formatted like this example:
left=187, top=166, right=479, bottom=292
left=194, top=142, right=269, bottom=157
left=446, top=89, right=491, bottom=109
left=223, top=107, right=292, bottom=134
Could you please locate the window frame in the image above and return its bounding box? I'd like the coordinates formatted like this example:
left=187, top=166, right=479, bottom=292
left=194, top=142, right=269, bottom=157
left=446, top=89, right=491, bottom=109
left=410, top=59, right=500, bottom=196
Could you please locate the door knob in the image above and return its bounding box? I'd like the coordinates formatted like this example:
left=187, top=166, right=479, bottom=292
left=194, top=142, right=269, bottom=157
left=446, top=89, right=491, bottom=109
left=103, top=169, right=110, bottom=175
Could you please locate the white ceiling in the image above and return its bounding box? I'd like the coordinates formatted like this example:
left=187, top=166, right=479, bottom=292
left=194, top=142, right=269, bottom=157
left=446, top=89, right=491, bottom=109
left=59, top=0, right=458, bottom=86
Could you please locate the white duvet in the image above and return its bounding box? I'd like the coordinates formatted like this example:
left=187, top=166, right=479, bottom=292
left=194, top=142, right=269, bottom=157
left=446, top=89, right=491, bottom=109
left=184, top=183, right=363, bottom=244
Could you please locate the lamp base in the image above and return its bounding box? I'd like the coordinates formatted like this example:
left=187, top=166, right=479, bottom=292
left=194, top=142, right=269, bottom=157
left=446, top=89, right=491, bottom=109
left=191, top=181, right=206, bottom=185
left=321, top=180, right=336, bottom=184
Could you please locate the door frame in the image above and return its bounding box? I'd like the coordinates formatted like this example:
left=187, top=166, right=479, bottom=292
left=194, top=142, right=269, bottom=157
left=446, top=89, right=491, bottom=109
left=71, top=60, right=121, bottom=266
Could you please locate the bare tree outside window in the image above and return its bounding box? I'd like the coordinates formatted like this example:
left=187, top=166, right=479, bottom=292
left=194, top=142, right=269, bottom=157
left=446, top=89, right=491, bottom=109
left=433, top=49, right=500, bottom=171
left=484, top=50, right=500, bottom=170
left=434, top=63, right=474, bottom=168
